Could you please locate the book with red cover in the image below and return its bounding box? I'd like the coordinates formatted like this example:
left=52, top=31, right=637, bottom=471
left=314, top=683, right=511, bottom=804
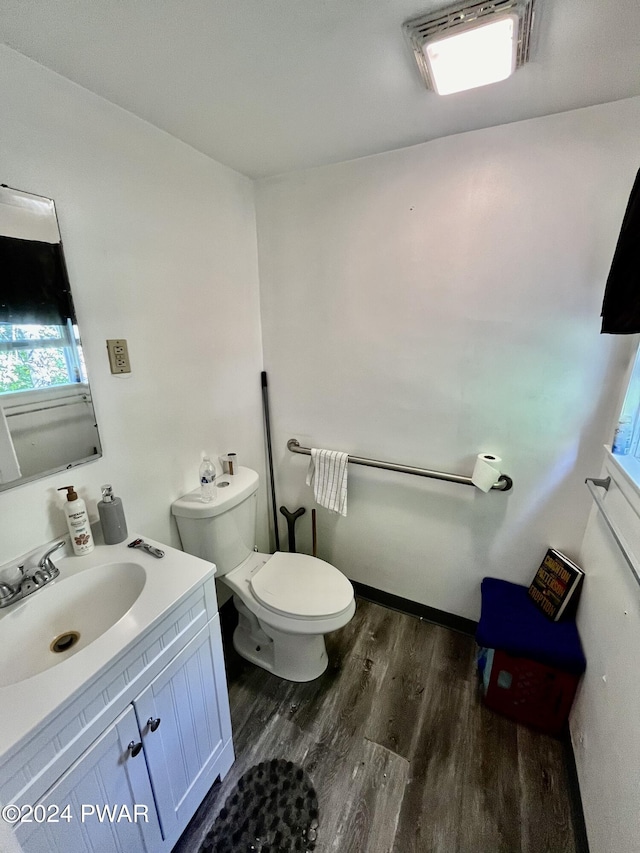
left=527, top=548, right=585, bottom=622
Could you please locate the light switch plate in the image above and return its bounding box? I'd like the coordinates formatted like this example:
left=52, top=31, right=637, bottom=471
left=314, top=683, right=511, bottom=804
left=106, top=339, right=131, bottom=374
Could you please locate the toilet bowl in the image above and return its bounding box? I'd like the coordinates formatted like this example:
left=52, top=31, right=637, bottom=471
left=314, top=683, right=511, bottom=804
left=171, top=467, right=355, bottom=682
left=225, top=550, right=355, bottom=681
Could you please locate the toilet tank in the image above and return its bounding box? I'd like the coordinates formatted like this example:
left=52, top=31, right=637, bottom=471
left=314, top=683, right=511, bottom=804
left=171, top=467, right=259, bottom=575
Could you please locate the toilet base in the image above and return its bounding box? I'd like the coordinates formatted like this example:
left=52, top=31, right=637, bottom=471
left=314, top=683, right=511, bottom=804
left=232, top=596, right=329, bottom=682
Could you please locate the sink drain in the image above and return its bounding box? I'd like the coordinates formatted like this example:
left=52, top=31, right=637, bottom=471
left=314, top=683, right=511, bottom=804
left=50, top=631, right=80, bottom=654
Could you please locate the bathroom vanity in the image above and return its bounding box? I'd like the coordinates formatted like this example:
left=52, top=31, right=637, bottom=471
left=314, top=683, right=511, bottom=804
left=0, top=538, right=233, bottom=852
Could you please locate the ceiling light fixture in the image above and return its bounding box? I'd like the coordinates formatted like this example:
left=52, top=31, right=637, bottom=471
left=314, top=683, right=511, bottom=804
left=404, top=0, right=535, bottom=96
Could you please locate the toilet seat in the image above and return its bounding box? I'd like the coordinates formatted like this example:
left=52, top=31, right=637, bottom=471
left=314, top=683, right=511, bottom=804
left=250, top=552, right=354, bottom=619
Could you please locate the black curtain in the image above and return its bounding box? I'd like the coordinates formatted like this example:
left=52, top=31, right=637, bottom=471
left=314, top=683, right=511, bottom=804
left=0, top=235, right=76, bottom=326
left=601, top=168, right=640, bottom=334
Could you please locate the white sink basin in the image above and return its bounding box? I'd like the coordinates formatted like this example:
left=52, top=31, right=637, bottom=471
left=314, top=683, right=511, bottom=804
left=0, top=562, right=146, bottom=687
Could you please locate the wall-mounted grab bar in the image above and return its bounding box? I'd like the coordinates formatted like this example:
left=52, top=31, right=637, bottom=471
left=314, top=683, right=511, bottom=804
left=585, top=476, right=640, bottom=589
left=287, top=439, right=513, bottom=491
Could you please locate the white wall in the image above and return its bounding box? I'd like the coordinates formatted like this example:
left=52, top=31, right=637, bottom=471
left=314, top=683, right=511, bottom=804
left=0, top=45, right=267, bottom=563
left=255, top=97, right=640, bottom=619
left=574, top=450, right=640, bottom=853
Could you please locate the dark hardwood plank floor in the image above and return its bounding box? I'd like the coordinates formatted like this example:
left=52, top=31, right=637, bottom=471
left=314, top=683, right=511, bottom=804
left=173, top=599, right=578, bottom=853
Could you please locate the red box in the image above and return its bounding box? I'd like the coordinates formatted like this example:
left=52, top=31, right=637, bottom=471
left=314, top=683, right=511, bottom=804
left=484, top=648, right=580, bottom=736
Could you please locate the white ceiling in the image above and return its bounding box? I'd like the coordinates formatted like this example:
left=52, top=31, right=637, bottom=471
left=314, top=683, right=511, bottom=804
left=2, top=0, right=639, bottom=179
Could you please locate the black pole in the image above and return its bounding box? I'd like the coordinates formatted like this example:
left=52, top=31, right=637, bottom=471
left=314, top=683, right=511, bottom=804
left=261, top=372, right=280, bottom=551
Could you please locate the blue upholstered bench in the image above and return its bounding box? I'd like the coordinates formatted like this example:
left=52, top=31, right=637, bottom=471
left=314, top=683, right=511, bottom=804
left=476, top=577, right=586, bottom=734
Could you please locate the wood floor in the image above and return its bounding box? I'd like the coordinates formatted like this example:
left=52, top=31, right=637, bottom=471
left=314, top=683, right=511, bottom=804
left=173, top=598, right=579, bottom=853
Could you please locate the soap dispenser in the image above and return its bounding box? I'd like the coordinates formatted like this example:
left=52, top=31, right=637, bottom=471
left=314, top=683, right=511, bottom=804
left=58, top=485, right=95, bottom=555
left=98, top=484, right=128, bottom=545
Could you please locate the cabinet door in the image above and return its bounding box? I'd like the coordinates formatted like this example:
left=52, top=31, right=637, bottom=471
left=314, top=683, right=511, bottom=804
left=16, top=705, right=164, bottom=853
left=134, top=615, right=233, bottom=847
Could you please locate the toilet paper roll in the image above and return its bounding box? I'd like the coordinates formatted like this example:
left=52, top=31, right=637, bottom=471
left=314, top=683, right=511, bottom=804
left=472, top=453, right=502, bottom=493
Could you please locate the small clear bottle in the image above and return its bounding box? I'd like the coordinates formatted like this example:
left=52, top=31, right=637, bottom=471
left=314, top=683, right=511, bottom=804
left=612, top=414, right=633, bottom=455
left=199, top=454, right=216, bottom=503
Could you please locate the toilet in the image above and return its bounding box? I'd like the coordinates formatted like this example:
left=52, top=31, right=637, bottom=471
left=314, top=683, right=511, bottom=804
left=171, top=467, right=355, bottom=682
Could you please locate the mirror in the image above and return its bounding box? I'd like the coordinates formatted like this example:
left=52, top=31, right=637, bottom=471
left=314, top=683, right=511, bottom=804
left=0, top=185, right=102, bottom=491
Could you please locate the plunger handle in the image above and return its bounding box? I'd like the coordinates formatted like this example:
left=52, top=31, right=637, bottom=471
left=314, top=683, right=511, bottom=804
left=312, top=509, right=317, bottom=557
left=279, top=506, right=305, bottom=553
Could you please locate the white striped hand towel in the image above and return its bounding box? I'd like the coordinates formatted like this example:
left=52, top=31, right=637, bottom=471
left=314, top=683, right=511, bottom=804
left=305, top=448, right=348, bottom=516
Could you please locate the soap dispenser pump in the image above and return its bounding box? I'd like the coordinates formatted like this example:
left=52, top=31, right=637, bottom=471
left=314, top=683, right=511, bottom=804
left=58, top=485, right=95, bottom=555
left=98, top=484, right=128, bottom=545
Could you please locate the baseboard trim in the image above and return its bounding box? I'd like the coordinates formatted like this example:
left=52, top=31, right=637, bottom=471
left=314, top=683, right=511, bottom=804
left=561, top=726, right=591, bottom=853
left=351, top=580, right=478, bottom=636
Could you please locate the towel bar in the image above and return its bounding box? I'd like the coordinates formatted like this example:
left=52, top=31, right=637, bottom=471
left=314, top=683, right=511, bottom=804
left=287, top=439, right=513, bottom=491
left=585, top=476, right=640, bottom=588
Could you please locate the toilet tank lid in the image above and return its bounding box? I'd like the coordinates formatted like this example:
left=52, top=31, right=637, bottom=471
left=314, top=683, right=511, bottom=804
left=171, top=466, right=259, bottom=518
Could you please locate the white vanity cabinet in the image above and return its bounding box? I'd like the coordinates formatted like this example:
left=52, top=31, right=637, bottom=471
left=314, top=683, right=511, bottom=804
left=16, top=616, right=232, bottom=852
left=16, top=705, right=163, bottom=853
left=0, top=546, right=234, bottom=853
left=133, top=616, right=232, bottom=848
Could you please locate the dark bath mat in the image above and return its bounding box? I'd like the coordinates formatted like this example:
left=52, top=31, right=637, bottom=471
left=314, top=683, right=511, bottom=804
left=199, top=758, right=319, bottom=853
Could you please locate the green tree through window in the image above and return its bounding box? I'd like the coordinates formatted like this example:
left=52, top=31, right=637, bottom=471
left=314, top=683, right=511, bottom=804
left=0, top=322, right=86, bottom=394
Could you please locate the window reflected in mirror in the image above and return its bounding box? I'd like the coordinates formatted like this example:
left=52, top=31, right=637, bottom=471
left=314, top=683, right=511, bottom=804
left=0, top=321, right=87, bottom=392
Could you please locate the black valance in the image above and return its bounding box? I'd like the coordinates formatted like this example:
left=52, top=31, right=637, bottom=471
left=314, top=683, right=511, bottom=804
left=0, top=234, right=76, bottom=326
left=601, top=168, right=640, bottom=334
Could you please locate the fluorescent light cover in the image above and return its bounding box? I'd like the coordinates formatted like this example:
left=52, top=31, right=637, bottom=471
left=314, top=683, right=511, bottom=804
left=424, top=14, right=518, bottom=95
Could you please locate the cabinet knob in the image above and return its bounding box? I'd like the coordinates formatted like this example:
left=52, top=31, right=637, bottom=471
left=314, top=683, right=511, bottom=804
left=128, top=740, right=143, bottom=758
left=147, top=717, right=161, bottom=733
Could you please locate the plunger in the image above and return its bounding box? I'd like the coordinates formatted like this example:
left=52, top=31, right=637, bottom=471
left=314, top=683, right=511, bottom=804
left=279, top=506, right=305, bottom=553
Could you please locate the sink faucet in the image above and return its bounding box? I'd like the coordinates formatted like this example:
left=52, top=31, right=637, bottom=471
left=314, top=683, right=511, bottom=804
left=0, top=583, right=16, bottom=606
left=37, top=540, right=65, bottom=578
left=0, top=541, right=65, bottom=608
